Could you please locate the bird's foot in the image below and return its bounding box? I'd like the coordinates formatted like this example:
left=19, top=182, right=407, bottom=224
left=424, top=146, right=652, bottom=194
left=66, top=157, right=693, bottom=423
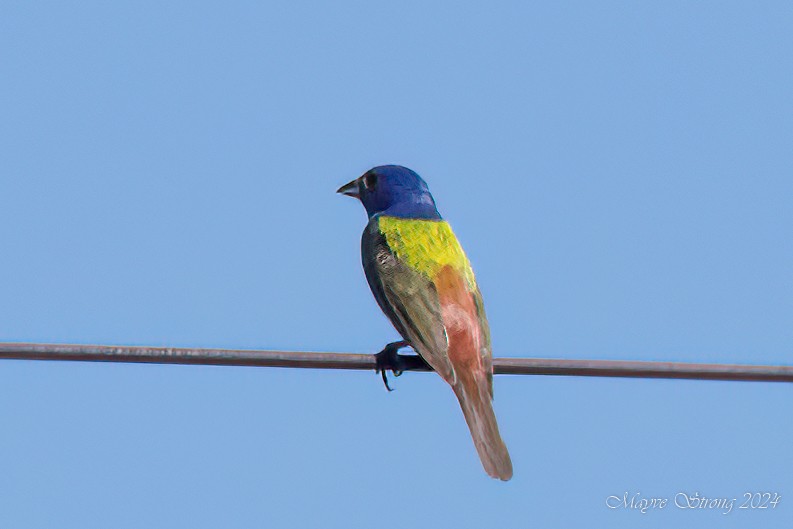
left=374, top=341, right=431, bottom=391
left=375, top=341, right=408, bottom=391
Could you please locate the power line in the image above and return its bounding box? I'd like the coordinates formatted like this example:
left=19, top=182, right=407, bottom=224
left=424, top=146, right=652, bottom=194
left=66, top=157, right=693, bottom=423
left=0, top=342, right=790, bottom=383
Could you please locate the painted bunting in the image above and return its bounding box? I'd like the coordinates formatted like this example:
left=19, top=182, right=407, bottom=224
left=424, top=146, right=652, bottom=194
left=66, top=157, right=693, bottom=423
left=337, top=165, right=513, bottom=481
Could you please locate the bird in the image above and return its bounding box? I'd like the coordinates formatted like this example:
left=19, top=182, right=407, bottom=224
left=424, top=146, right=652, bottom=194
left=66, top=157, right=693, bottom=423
left=337, top=165, right=513, bottom=481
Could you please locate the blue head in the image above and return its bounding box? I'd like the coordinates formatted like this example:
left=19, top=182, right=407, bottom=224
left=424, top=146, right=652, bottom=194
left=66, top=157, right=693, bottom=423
left=337, top=165, right=442, bottom=220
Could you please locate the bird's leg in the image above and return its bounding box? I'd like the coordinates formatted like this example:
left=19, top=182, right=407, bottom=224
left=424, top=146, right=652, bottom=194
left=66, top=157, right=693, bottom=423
left=375, top=341, right=408, bottom=391
left=374, top=340, right=432, bottom=391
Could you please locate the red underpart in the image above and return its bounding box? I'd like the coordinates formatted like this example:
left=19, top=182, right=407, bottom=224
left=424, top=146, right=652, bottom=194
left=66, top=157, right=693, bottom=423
left=434, top=265, right=484, bottom=380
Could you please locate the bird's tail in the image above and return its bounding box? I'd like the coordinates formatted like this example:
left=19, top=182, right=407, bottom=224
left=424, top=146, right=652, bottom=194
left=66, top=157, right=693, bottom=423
left=452, top=374, right=513, bottom=481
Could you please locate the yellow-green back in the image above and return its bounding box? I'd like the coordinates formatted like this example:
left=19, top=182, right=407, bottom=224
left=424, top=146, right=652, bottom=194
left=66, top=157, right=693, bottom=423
left=377, top=216, right=477, bottom=289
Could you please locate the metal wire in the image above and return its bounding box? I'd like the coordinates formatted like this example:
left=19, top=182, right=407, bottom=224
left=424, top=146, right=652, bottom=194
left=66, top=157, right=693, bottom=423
left=0, top=342, right=791, bottom=382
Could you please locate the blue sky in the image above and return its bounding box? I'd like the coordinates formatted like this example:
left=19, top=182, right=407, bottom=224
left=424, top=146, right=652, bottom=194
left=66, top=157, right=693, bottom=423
left=1, top=1, right=791, bottom=528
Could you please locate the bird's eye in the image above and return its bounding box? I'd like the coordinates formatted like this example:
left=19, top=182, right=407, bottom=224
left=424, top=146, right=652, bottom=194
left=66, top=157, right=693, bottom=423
left=362, top=172, right=377, bottom=190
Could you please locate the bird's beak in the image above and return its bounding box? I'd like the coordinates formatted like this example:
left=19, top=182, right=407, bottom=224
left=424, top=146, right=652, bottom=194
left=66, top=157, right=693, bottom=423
left=336, top=178, right=360, bottom=198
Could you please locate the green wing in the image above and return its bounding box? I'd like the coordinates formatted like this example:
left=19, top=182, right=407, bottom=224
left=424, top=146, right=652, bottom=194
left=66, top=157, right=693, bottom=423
left=362, top=220, right=455, bottom=382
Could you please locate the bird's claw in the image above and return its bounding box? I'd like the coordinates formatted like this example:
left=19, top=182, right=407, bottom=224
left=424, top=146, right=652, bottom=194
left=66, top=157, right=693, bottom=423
left=374, top=341, right=409, bottom=391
